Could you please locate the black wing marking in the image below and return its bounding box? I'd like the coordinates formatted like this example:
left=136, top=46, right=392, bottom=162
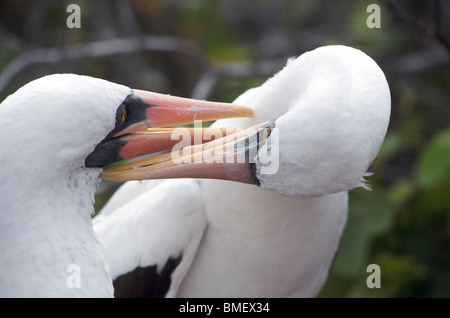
left=113, top=254, right=183, bottom=298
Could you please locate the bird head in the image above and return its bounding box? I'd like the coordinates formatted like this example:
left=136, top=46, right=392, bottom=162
left=0, top=74, right=252, bottom=184
left=101, top=46, right=391, bottom=199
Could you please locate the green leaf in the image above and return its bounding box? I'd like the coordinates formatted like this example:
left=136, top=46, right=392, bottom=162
left=387, top=181, right=415, bottom=207
left=415, top=129, right=450, bottom=188
left=332, top=188, right=393, bottom=277
left=378, top=133, right=402, bottom=161
left=372, top=252, right=429, bottom=297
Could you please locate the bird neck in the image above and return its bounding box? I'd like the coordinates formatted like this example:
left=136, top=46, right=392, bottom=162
left=252, top=46, right=390, bottom=198
left=0, top=168, right=113, bottom=297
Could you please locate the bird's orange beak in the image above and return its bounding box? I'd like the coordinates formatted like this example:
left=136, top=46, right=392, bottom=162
left=99, top=90, right=277, bottom=185
left=111, top=90, right=253, bottom=138
left=100, top=113, right=276, bottom=186
left=93, top=89, right=263, bottom=182
left=114, top=90, right=252, bottom=160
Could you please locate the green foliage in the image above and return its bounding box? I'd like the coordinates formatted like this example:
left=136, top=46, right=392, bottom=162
left=1, top=0, right=449, bottom=298
left=334, top=188, right=394, bottom=278
left=415, top=129, right=450, bottom=189
left=320, top=126, right=450, bottom=297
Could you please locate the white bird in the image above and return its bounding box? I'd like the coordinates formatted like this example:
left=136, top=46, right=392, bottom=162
left=96, top=45, right=391, bottom=297
left=0, top=74, right=251, bottom=297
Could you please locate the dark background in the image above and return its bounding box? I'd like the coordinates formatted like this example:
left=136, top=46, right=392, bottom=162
left=1, top=0, right=449, bottom=297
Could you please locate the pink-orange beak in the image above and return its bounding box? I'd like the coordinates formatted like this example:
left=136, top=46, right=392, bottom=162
left=85, top=90, right=262, bottom=182
left=96, top=89, right=274, bottom=185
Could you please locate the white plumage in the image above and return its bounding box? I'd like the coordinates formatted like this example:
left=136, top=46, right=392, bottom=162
left=95, top=45, right=391, bottom=297
left=0, top=45, right=390, bottom=297
left=94, top=179, right=207, bottom=297
left=0, top=75, right=130, bottom=297
left=0, top=71, right=249, bottom=297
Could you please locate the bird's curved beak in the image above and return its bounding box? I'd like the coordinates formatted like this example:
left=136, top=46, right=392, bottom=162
left=112, top=90, right=253, bottom=161
left=100, top=114, right=277, bottom=186
left=90, top=89, right=266, bottom=183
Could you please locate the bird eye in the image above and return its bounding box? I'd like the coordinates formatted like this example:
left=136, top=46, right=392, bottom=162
left=121, top=107, right=127, bottom=123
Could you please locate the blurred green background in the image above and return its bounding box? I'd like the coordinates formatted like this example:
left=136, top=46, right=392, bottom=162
left=1, top=0, right=449, bottom=297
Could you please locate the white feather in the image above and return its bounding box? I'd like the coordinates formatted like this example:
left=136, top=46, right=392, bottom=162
left=101, top=45, right=390, bottom=297
left=0, top=74, right=130, bottom=297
